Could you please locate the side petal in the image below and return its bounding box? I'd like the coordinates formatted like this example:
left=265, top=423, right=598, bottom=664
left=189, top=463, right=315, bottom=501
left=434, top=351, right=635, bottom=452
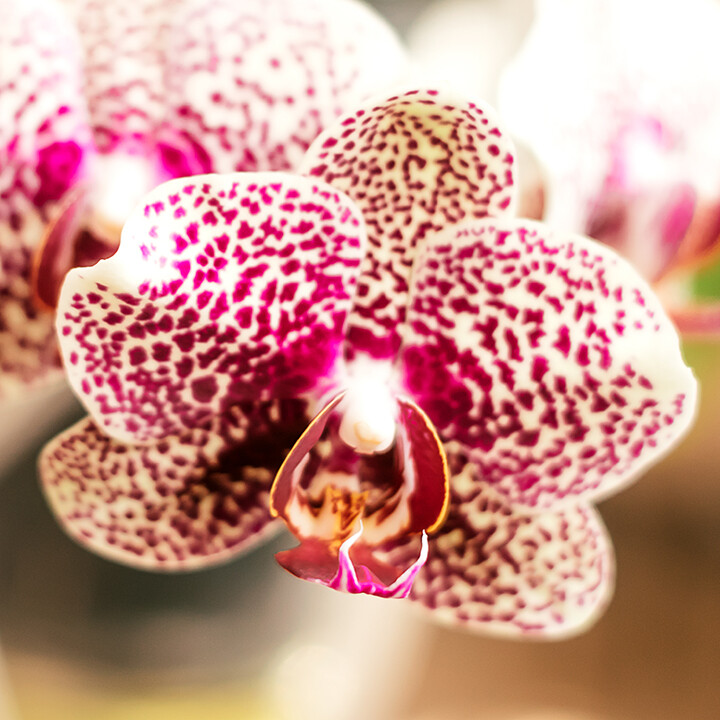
left=160, top=0, right=408, bottom=175
left=57, top=172, right=366, bottom=443
left=39, top=399, right=309, bottom=570
left=408, top=460, right=614, bottom=639
left=401, top=217, right=697, bottom=510
left=0, top=0, right=92, bottom=394
left=300, top=87, right=517, bottom=360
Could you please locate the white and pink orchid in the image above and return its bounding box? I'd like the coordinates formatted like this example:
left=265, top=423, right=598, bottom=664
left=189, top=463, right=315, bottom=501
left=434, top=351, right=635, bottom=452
left=0, top=0, right=407, bottom=396
left=39, top=88, right=697, bottom=638
left=500, top=0, right=720, bottom=334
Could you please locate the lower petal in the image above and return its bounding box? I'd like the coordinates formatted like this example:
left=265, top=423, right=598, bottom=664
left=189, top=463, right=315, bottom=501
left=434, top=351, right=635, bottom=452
left=39, top=399, right=308, bottom=570
left=331, top=526, right=429, bottom=598
left=408, top=469, right=614, bottom=638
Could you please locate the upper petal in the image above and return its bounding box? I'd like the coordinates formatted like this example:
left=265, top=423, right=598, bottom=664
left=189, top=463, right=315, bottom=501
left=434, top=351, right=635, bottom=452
left=300, top=87, right=517, bottom=360
left=408, top=455, right=614, bottom=639
left=57, top=172, right=366, bottom=443
left=401, top=217, right=697, bottom=510
left=160, top=0, right=409, bottom=175
left=39, top=399, right=309, bottom=570
left=58, top=0, right=184, bottom=230
left=59, top=0, right=177, bottom=156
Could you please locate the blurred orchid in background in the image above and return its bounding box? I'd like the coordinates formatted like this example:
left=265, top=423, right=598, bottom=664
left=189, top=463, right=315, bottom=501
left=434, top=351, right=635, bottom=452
left=500, top=0, right=720, bottom=334
left=40, top=88, right=697, bottom=638
left=406, top=0, right=534, bottom=105
left=0, top=0, right=407, bottom=399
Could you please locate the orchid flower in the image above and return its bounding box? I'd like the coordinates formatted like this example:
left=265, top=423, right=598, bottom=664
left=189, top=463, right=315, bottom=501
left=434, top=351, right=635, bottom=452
left=0, top=0, right=407, bottom=397
left=499, top=0, right=720, bottom=334
left=40, top=88, right=697, bottom=638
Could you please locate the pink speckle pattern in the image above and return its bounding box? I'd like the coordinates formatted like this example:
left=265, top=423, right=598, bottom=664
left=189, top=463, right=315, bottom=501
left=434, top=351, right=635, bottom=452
left=300, top=88, right=517, bottom=360
left=40, top=399, right=309, bottom=570
left=408, top=452, right=613, bottom=638
left=60, top=0, right=180, bottom=159
left=2, top=0, right=408, bottom=402
left=161, top=0, right=408, bottom=175
left=401, top=217, right=697, bottom=510
left=0, top=0, right=92, bottom=394
left=57, top=173, right=366, bottom=443
left=62, top=0, right=407, bottom=178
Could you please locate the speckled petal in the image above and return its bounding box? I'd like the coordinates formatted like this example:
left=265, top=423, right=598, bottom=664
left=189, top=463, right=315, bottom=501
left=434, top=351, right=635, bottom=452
left=39, top=399, right=309, bottom=570
left=300, top=88, right=517, bottom=360
left=60, top=0, right=176, bottom=155
left=160, top=0, right=408, bottom=176
left=0, top=0, right=92, bottom=395
left=409, top=459, right=613, bottom=638
left=401, top=217, right=697, bottom=510
left=57, top=172, right=366, bottom=443
left=58, top=0, right=186, bottom=229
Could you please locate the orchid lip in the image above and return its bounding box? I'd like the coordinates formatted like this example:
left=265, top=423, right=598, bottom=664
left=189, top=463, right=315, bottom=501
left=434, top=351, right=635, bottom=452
left=329, top=523, right=430, bottom=599
left=269, top=385, right=449, bottom=597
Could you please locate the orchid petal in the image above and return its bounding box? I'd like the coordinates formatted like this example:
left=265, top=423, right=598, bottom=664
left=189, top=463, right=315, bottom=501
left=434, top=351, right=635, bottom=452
left=274, top=528, right=429, bottom=599
left=59, top=0, right=177, bottom=156
left=499, top=0, right=720, bottom=280
left=300, top=87, right=517, bottom=360
left=57, top=172, right=366, bottom=443
left=0, top=0, right=92, bottom=394
left=409, top=460, right=613, bottom=638
left=401, top=217, right=697, bottom=510
left=160, top=0, right=408, bottom=176
left=57, top=0, right=186, bottom=233
left=667, top=196, right=720, bottom=280
left=586, top=181, right=698, bottom=283
left=39, top=399, right=309, bottom=570
left=329, top=524, right=429, bottom=599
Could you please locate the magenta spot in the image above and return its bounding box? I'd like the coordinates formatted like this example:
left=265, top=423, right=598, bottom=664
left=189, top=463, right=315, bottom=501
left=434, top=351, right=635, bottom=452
left=33, top=141, right=84, bottom=206
left=191, top=376, right=218, bottom=403
left=129, top=347, right=147, bottom=366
